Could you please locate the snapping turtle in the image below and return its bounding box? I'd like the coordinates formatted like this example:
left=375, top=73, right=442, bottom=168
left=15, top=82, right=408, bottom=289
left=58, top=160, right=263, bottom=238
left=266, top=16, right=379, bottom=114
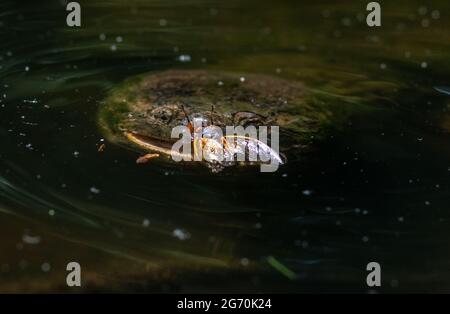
left=99, top=70, right=332, bottom=171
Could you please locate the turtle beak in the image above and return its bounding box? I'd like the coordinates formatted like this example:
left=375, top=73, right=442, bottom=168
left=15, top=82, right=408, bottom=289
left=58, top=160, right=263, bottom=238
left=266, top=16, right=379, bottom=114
left=125, top=132, right=174, bottom=151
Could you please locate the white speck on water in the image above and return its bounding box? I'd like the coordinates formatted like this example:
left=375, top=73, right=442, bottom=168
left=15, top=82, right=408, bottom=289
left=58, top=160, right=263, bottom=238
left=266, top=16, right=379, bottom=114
left=90, top=186, right=100, bottom=194
left=217, top=81, right=224, bottom=86
left=302, top=189, right=313, bottom=196
left=22, top=234, right=41, bottom=245
left=417, top=137, right=424, bottom=141
left=398, top=216, right=404, bottom=222
left=23, top=99, right=38, bottom=104
left=421, top=62, right=428, bottom=68
left=431, top=10, right=440, bottom=20
left=178, top=54, right=191, bottom=62
left=362, top=210, right=368, bottom=215
left=41, top=263, right=51, bottom=272
left=425, top=201, right=431, bottom=206
left=116, top=36, right=123, bottom=43
left=282, top=173, right=288, bottom=178
left=110, top=44, right=117, bottom=51
left=354, top=208, right=361, bottom=214
left=99, top=33, right=106, bottom=41
left=362, top=236, right=369, bottom=243
left=380, top=63, right=387, bottom=70
left=48, top=209, right=55, bottom=216
left=73, top=151, right=80, bottom=158
left=240, top=258, right=249, bottom=266
left=142, top=219, right=150, bottom=227
left=326, top=206, right=332, bottom=212
left=159, top=18, right=167, bottom=26
left=173, top=228, right=190, bottom=240
left=240, top=76, right=246, bottom=82
left=25, top=66, right=30, bottom=72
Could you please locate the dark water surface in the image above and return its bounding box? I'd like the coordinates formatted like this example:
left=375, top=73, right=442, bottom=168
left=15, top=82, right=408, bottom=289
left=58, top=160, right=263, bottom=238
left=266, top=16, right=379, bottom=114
left=1, top=0, right=450, bottom=292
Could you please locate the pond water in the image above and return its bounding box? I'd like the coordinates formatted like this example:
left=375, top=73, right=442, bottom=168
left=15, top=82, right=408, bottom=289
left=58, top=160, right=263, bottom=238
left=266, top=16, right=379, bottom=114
left=1, top=0, right=450, bottom=292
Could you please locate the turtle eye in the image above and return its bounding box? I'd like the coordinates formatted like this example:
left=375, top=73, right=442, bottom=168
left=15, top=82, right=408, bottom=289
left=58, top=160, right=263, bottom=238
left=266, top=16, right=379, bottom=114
left=233, top=111, right=266, bottom=127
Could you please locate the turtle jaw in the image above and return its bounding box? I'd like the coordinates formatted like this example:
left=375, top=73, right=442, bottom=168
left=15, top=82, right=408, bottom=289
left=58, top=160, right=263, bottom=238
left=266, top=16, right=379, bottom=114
left=124, top=131, right=191, bottom=160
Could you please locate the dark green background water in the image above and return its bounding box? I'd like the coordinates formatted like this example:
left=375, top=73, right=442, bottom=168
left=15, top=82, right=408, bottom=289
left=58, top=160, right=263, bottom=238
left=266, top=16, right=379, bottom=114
left=0, top=0, right=450, bottom=292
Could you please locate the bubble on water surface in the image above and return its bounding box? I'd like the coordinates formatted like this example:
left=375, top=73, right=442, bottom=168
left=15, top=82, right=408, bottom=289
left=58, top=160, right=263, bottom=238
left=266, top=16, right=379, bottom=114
left=90, top=186, right=100, bottom=194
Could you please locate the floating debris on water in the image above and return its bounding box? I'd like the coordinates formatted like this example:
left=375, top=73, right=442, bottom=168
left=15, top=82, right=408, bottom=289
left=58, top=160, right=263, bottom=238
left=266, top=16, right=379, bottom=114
left=98, top=143, right=106, bottom=152
left=266, top=256, right=297, bottom=280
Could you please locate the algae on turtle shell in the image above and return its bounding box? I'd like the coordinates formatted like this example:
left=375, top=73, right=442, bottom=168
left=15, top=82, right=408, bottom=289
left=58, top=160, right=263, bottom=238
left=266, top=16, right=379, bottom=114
left=99, top=69, right=340, bottom=166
